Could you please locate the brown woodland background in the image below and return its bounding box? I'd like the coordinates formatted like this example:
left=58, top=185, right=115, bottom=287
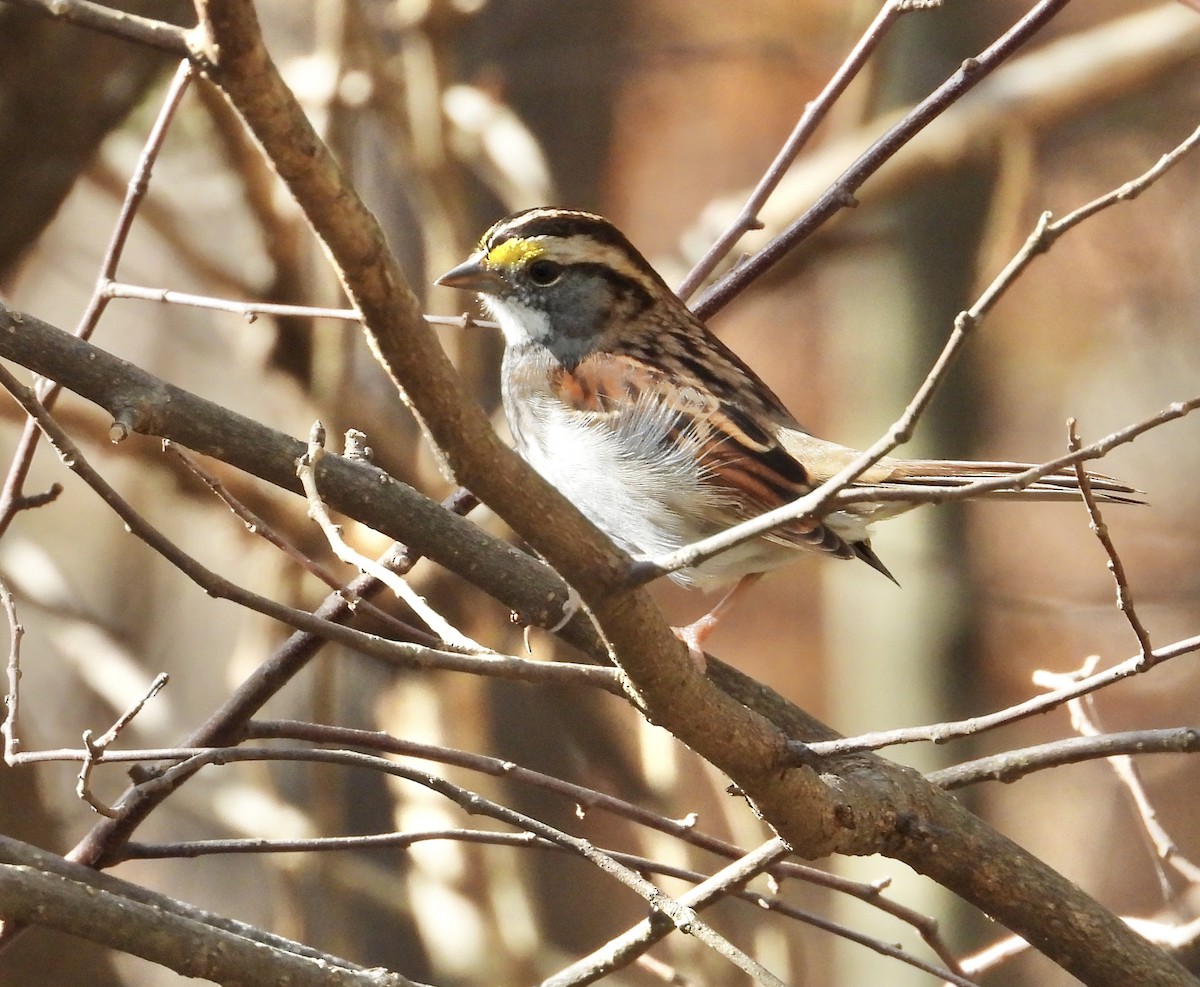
left=1, top=1, right=1199, bottom=985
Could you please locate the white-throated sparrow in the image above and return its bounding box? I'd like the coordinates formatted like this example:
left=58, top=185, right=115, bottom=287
left=438, top=207, right=1138, bottom=603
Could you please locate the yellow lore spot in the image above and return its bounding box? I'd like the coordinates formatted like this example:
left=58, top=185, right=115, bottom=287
left=486, top=238, right=545, bottom=269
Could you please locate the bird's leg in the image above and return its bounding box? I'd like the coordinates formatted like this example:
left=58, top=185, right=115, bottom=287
left=673, top=573, right=763, bottom=673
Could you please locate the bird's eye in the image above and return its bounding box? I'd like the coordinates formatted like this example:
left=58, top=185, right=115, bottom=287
left=527, top=259, right=563, bottom=286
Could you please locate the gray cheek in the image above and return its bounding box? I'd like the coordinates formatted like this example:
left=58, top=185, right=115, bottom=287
left=546, top=278, right=612, bottom=341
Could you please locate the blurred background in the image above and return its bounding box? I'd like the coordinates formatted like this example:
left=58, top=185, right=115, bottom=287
left=1, top=1, right=1198, bottom=984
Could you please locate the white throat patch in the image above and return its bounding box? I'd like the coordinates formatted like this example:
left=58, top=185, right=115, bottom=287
left=480, top=294, right=552, bottom=347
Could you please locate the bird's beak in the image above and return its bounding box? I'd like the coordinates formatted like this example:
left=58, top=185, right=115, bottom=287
left=435, top=252, right=505, bottom=293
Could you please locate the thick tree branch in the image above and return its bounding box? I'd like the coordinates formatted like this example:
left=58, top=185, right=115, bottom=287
left=0, top=1, right=1192, bottom=982
left=0, top=301, right=586, bottom=640
left=186, top=0, right=853, bottom=886
left=0, top=835, right=423, bottom=986
left=5, top=299, right=1191, bottom=984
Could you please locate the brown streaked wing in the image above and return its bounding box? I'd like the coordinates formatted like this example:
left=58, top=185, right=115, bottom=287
left=548, top=353, right=863, bottom=560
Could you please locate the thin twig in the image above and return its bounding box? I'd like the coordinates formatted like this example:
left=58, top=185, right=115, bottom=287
left=1039, top=117, right=1200, bottom=240
left=164, top=441, right=432, bottom=643
left=92, top=673, right=169, bottom=750
left=76, top=731, right=118, bottom=818
left=2, top=0, right=190, bottom=53
left=693, top=0, right=1073, bottom=319
left=123, top=827, right=542, bottom=858
left=929, top=727, right=1200, bottom=789
left=102, top=283, right=505, bottom=332
left=102, top=281, right=361, bottom=322
left=297, top=424, right=485, bottom=651
left=796, top=631, right=1200, bottom=758
left=675, top=0, right=934, bottom=301
left=74, top=676, right=169, bottom=817
left=1069, top=419, right=1155, bottom=663
left=0, top=59, right=194, bottom=539
left=424, top=313, right=500, bottom=331
left=1042, top=666, right=1200, bottom=887
left=1, top=580, right=23, bottom=763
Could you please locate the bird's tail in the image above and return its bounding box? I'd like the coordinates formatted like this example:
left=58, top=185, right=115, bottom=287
left=877, top=459, right=1144, bottom=504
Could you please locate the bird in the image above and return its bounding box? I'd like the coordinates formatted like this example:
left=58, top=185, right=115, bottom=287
left=437, top=207, right=1139, bottom=652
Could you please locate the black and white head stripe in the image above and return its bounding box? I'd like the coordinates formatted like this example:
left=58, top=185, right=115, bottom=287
left=479, top=208, right=671, bottom=293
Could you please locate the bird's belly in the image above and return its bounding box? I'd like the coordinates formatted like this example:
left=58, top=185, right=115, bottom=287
left=506, top=396, right=796, bottom=590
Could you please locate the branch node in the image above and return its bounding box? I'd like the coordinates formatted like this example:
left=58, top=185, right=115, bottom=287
left=77, top=730, right=119, bottom=818
left=109, top=408, right=139, bottom=444
left=12, top=483, right=63, bottom=513
left=952, top=310, right=977, bottom=334
left=343, top=428, right=373, bottom=463
left=781, top=739, right=823, bottom=769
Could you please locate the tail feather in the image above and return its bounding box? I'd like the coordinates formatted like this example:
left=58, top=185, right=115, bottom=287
left=853, top=540, right=900, bottom=585
left=881, top=459, right=1144, bottom=505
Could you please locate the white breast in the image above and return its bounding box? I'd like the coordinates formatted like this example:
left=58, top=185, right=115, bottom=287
left=503, top=384, right=797, bottom=590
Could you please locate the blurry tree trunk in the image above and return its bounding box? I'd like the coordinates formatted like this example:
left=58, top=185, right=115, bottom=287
left=0, top=1, right=192, bottom=283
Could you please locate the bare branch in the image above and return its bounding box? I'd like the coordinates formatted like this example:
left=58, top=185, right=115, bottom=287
left=75, top=732, right=117, bottom=818
left=692, top=0, right=1074, bottom=318
left=675, top=0, right=934, bottom=300
left=0, top=579, right=23, bottom=763
left=1070, top=419, right=1155, bottom=662
left=1043, top=117, right=1200, bottom=237
left=103, top=280, right=361, bottom=322
left=0, top=836, right=423, bottom=986
left=0, top=58, right=194, bottom=539
left=1052, top=676, right=1200, bottom=887
left=93, top=673, right=169, bottom=750
left=1, top=0, right=190, bottom=54
left=930, top=727, right=1200, bottom=789
left=297, top=423, right=484, bottom=651
left=798, top=632, right=1200, bottom=759
left=75, top=674, right=170, bottom=817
